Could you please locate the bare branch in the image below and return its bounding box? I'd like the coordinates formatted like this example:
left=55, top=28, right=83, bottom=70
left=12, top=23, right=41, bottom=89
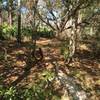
left=49, top=10, right=60, bottom=30
left=60, top=1, right=88, bottom=32
left=37, top=11, right=56, bottom=30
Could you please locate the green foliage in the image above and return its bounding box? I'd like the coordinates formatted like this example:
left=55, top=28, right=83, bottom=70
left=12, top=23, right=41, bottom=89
left=21, top=26, right=54, bottom=39
left=37, top=31, right=54, bottom=38
left=0, top=85, right=5, bottom=96
left=60, top=40, right=70, bottom=60
left=0, top=52, right=5, bottom=60
left=0, top=86, right=16, bottom=100
left=0, top=70, right=60, bottom=100
left=2, top=23, right=17, bottom=39
left=4, top=87, right=16, bottom=100
left=28, top=70, right=59, bottom=100
left=22, top=27, right=33, bottom=37
left=0, top=48, right=6, bottom=60
left=0, top=25, right=5, bottom=40
left=42, top=70, right=55, bottom=82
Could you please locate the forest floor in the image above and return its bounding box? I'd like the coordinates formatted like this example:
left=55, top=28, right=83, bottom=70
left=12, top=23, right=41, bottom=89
left=0, top=38, right=100, bottom=99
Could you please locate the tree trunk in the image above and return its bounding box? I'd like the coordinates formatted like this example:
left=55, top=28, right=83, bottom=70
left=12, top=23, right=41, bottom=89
left=17, top=11, right=21, bottom=43
left=8, top=9, right=13, bottom=26
left=0, top=9, right=5, bottom=40
left=8, top=0, right=13, bottom=26
left=0, top=9, right=2, bottom=25
left=17, top=0, right=21, bottom=43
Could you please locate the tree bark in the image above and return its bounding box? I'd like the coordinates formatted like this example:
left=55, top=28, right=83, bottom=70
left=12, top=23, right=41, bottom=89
left=8, top=0, right=13, bottom=26
left=17, top=0, right=21, bottom=43
left=8, top=8, right=13, bottom=26
left=0, top=9, right=2, bottom=25
left=17, top=11, right=21, bottom=43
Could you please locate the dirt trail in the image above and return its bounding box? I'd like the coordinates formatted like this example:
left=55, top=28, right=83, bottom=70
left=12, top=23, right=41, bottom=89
left=0, top=38, right=100, bottom=99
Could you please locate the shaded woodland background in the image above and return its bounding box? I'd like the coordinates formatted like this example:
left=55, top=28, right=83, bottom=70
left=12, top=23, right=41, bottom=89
left=0, top=0, right=100, bottom=100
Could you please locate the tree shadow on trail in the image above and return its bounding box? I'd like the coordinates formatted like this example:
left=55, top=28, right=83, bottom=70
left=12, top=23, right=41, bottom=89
left=0, top=41, right=47, bottom=87
left=80, top=60, right=100, bottom=76
left=10, top=57, right=46, bottom=87
left=75, top=49, right=100, bottom=75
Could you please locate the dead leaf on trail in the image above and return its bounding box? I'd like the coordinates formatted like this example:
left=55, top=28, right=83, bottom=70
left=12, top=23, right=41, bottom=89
left=15, top=61, right=26, bottom=67
left=0, top=38, right=100, bottom=99
left=46, top=63, right=53, bottom=69
left=14, top=50, right=25, bottom=54
left=79, top=44, right=91, bottom=51
left=95, top=79, right=100, bottom=85
left=37, top=39, right=51, bottom=46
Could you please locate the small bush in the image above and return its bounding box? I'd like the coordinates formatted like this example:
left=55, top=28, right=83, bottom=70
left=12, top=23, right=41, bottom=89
left=2, top=23, right=17, bottom=39
left=22, top=27, right=33, bottom=37
left=60, top=40, right=70, bottom=60
left=0, top=70, right=61, bottom=100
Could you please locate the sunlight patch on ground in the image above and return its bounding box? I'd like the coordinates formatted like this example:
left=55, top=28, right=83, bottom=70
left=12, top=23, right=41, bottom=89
left=37, top=39, right=52, bottom=46
left=14, top=61, right=26, bottom=67
left=79, top=44, right=91, bottom=51
left=12, top=50, right=25, bottom=55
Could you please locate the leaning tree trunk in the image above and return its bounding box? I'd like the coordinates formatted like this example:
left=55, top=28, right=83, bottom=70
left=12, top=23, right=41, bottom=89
left=68, top=18, right=77, bottom=61
left=64, top=18, right=77, bottom=64
left=68, top=30, right=76, bottom=59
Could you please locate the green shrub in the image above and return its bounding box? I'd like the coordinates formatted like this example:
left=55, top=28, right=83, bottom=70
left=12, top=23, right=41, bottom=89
left=0, top=70, right=61, bottom=100
left=60, top=40, right=70, bottom=60
left=0, top=86, right=17, bottom=100
left=0, top=52, right=5, bottom=60
left=22, top=27, right=33, bottom=37
left=37, top=31, right=54, bottom=38
left=4, top=87, right=16, bottom=100
left=2, top=23, right=17, bottom=39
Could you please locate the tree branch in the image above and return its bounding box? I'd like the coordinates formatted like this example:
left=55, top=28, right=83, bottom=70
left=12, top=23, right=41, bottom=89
left=37, top=10, right=56, bottom=30
left=49, top=10, right=60, bottom=30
